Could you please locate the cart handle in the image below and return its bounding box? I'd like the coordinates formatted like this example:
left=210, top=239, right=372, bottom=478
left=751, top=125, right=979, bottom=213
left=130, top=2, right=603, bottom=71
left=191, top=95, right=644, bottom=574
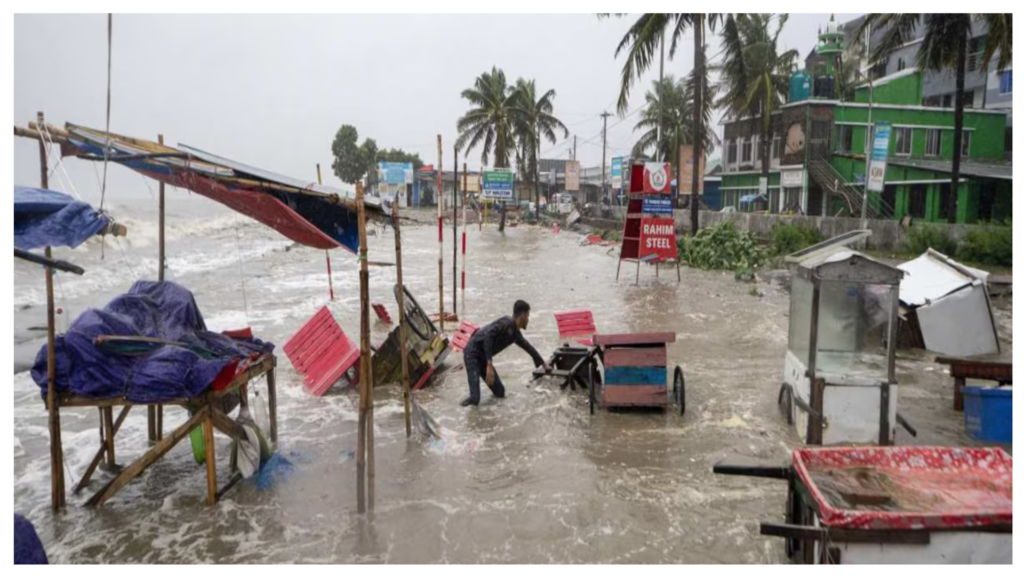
left=761, top=522, right=931, bottom=545
left=896, top=412, right=918, bottom=437
left=712, top=462, right=790, bottom=480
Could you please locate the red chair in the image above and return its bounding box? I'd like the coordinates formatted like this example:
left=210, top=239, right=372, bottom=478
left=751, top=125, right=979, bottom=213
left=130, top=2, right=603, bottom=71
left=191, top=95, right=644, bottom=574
left=450, top=321, right=479, bottom=353
left=554, top=309, right=598, bottom=347
left=371, top=303, right=393, bottom=325
left=284, top=307, right=360, bottom=396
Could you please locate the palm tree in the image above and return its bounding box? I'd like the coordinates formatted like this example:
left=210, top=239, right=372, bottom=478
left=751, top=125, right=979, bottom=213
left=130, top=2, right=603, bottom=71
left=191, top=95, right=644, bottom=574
left=631, top=75, right=720, bottom=192
left=603, top=13, right=722, bottom=236
left=511, top=78, right=569, bottom=221
left=456, top=66, right=518, bottom=169
left=857, top=14, right=1012, bottom=223
left=716, top=14, right=799, bottom=201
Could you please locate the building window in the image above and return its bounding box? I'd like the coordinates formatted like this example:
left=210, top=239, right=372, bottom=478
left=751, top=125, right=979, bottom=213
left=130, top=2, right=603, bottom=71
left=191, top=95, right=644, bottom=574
left=960, top=131, right=971, bottom=158
left=772, top=136, right=781, bottom=160
left=942, top=94, right=953, bottom=108
left=925, top=129, right=942, bottom=156
left=836, top=125, right=853, bottom=153
left=741, top=138, right=752, bottom=163
left=728, top=140, right=737, bottom=164
left=894, top=127, right=912, bottom=156
left=897, top=57, right=907, bottom=72
left=1000, top=70, right=1012, bottom=94
left=908, top=185, right=927, bottom=218
left=963, top=89, right=974, bottom=108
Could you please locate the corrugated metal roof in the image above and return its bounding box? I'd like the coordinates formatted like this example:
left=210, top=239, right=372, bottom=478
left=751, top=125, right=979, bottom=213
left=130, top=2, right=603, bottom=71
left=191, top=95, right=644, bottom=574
left=888, top=158, right=1013, bottom=180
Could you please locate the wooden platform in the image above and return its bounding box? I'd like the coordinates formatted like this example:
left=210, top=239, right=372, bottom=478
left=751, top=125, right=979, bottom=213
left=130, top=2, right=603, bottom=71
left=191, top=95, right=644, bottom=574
left=61, top=354, right=278, bottom=507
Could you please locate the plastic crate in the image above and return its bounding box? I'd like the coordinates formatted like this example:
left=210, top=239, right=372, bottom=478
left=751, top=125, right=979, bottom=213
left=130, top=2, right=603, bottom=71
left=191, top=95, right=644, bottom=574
left=963, top=386, right=1012, bottom=443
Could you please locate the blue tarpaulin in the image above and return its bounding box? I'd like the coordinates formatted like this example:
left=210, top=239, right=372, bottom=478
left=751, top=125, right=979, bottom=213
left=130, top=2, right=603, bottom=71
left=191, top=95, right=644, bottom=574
left=32, top=281, right=274, bottom=402
left=14, top=186, right=110, bottom=250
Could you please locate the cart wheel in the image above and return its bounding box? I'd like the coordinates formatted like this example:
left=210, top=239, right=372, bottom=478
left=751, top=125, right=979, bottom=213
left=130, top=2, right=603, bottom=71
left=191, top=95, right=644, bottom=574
left=777, top=383, right=794, bottom=426
left=673, top=366, right=685, bottom=415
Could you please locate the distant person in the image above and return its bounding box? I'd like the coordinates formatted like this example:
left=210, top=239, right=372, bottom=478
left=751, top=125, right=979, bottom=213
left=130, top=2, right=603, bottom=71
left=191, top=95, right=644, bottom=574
left=460, top=300, right=549, bottom=407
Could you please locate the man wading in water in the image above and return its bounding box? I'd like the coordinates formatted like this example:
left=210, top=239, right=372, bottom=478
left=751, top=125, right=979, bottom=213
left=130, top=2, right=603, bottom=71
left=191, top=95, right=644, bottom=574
left=461, top=300, right=549, bottom=407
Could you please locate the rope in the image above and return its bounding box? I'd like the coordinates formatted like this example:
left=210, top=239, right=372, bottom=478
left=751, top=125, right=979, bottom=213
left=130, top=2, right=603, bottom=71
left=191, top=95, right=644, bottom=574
left=234, top=218, right=251, bottom=326
left=38, top=123, right=83, bottom=201
left=99, top=13, right=112, bottom=212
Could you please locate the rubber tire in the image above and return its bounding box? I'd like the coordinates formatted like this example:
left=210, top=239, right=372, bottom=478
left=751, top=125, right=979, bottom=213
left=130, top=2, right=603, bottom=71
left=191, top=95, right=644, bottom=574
left=673, top=366, right=685, bottom=415
left=777, top=383, right=794, bottom=426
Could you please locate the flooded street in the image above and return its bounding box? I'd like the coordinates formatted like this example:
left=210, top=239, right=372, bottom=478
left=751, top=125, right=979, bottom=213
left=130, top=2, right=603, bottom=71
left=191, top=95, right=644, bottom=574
left=12, top=207, right=1010, bottom=563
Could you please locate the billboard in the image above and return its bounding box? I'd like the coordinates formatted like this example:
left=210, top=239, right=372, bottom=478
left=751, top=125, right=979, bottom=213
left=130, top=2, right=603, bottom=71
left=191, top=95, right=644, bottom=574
left=867, top=121, right=891, bottom=193
left=677, top=146, right=705, bottom=195
left=482, top=168, right=514, bottom=199
left=642, top=162, right=672, bottom=194
left=378, top=162, right=413, bottom=185
left=565, top=161, right=580, bottom=191
left=639, top=217, right=678, bottom=261
left=611, top=157, right=624, bottom=190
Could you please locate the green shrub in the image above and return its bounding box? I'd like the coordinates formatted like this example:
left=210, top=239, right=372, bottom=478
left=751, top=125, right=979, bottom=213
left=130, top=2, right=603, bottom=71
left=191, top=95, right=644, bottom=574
left=682, top=222, right=767, bottom=271
left=770, top=222, right=823, bottom=256
left=957, top=221, right=1012, bottom=267
left=905, top=224, right=958, bottom=257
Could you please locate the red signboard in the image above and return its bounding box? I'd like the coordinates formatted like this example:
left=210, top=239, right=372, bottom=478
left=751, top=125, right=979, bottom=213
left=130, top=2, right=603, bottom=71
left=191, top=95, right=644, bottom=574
left=642, top=162, right=672, bottom=194
left=639, top=217, right=677, bottom=261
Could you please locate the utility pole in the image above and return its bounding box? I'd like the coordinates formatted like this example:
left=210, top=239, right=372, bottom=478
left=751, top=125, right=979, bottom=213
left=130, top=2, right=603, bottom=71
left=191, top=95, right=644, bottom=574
left=861, top=21, right=874, bottom=230
left=573, top=135, right=577, bottom=161
left=601, top=111, right=611, bottom=203
left=659, top=27, right=665, bottom=161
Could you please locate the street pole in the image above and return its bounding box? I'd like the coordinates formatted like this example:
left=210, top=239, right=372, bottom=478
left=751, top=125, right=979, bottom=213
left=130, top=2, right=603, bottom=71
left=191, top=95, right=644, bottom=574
left=601, top=111, right=611, bottom=203
left=317, top=163, right=334, bottom=301
left=462, top=163, right=467, bottom=300
left=689, top=15, right=704, bottom=237
left=659, top=27, right=665, bottom=161
left=437, top=135, right=444, bottom=332
left=861, top=21, right=874, bottom=230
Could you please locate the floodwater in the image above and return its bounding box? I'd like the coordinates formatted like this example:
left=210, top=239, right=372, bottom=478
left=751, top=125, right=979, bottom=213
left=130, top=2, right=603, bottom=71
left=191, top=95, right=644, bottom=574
left=12, top=204, right=1011, bottom=564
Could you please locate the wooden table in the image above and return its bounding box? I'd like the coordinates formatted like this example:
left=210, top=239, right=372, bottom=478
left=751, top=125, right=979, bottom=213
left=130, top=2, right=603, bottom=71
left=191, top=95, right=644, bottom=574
left=59, top=354, right=277, bottom=507
left=935, top=356, right=1012, bottom=412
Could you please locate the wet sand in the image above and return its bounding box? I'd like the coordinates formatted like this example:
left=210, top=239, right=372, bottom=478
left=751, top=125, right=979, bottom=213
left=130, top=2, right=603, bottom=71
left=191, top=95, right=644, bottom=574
left=12, top=208, right=1011, bottom=563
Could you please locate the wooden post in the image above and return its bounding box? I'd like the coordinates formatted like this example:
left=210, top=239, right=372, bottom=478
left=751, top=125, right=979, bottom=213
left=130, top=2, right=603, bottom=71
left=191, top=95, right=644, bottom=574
left=437, top=135, right=444, bottom=333
left=806, top=280, right=823, bottom=445
left=39, top=111, right=65, bottom=511
left=317, top=164, right=335, bottom=301
left=266, top=361, right=278, bottom=444
left=453, top=145, right=458, bottom=316
left=393, top=201, right=412, bottom=438
left=203, top=406, right=217, bottom=506
left=102, top=406, right=116, bottom=467
left=355, top=181, right=374, bottom=513
left=150, top=133, right=167, bottom=444
left=461, top=163, right=467, bottom=299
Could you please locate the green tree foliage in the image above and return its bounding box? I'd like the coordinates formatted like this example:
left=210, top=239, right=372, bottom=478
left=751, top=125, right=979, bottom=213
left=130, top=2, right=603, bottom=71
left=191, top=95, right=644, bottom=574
left=331, top=124, right=365, bottom=184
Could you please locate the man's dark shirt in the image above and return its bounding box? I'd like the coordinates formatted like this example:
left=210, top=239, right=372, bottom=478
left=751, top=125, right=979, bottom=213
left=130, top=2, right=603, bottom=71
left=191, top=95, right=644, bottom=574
left=466, top=316, right=544, bottom=367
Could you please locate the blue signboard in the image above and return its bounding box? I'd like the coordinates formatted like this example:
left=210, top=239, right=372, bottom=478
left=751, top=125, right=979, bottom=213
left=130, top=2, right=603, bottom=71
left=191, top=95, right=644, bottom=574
left=611, top=157, right=624, bottom=190
left=642, top=196, right=673, bottom=215
left=379, top=162, right=413, bottom=185
left=867, top=121, right=891, bottom=193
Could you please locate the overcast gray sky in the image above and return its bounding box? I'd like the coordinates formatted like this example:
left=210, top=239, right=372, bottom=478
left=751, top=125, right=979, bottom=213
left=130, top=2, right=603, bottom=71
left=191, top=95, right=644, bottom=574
left=14, top=13, right=858, bottom=196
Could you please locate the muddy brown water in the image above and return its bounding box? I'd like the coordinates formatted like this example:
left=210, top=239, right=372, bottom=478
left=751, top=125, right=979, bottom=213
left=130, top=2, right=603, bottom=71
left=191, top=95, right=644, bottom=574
left=12, top=210, right=1011, bottom=563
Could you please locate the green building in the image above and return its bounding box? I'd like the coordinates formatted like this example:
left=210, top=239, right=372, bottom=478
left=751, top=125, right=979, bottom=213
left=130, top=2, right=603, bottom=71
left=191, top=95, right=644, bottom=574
left=719, top=16, right=1011, bottom=223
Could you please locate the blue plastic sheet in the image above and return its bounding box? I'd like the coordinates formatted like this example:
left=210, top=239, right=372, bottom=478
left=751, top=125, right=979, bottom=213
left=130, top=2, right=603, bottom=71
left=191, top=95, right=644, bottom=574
left=31, top=281, right=274, bottom=402
left=14, top=186, right=110, bottom=250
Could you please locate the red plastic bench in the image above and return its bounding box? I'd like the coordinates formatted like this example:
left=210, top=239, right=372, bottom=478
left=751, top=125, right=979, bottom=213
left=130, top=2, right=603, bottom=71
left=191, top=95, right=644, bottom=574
left=284, top=306, right=360, bottom=396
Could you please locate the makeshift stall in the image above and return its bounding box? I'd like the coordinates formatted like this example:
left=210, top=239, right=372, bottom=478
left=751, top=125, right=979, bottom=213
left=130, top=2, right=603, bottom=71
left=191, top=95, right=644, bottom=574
left=777, top=231, right=912, bottom=446
left=616, top=162, right=680, bottom=284
left=714, top=446, right=1013, bottom=564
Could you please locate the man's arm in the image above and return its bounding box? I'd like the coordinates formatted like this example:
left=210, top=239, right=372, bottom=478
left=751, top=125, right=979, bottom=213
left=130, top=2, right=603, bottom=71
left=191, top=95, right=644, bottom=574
left=514, top=331, right=546, bottom=368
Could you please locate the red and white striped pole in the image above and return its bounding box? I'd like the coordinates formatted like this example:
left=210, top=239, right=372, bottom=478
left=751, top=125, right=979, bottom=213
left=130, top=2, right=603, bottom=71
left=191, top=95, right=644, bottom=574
left=317, top=163, right=334, bottom=301
left=461, top=163, right=468, bottom=294
left=436, top=135, right=444, bottom=332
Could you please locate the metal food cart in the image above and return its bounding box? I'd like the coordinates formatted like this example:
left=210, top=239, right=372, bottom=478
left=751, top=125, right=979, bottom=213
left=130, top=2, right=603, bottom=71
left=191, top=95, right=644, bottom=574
left=777, top=231, right=913, bottom=445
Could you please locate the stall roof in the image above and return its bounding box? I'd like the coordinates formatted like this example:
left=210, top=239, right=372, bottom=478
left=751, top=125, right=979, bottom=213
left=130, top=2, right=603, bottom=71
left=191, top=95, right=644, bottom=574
left=898, top=249, right=989, bottom=307
left=785, top=230, right=904, bottom=284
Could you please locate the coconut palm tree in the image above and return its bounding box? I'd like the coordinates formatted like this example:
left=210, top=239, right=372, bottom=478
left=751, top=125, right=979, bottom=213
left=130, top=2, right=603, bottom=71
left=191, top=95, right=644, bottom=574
left=603, top=13, right=721, bottom=235
left=716, top=14, right=799, bottom=200
left=857, top=14, right=1012, bottom=223
left=511, top=78, right=569, bottom=221
left=631, top=75, right=720, bottom=193
left=456, top=66, right=517, bottom=170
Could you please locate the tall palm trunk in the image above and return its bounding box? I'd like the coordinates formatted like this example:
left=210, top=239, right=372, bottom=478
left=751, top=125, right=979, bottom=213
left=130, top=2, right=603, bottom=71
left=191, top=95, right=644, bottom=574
left=949, top=39, right=966, bottom=223
left=534, top=125, right=541, bottom=221
left=689, top=15, right=703, bottom=237
left=760, top=99, right=771, bottom=209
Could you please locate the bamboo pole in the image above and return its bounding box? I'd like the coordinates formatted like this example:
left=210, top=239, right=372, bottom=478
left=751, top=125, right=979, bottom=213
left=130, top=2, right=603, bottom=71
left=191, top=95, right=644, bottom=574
left=437, top=136, right=444, bottom=333
left=461, top=163, right=467, bottom=299
left=150, top=134, right=167, bottom=444
left=453, top=146, right=458, bottom=316
left=394, top=201, right=412, bottom=438
left=317, top=164, right=335, bottom=301
left=355, top=181, right=374, bottom=513
left=39, top=111, right=65, bottom=511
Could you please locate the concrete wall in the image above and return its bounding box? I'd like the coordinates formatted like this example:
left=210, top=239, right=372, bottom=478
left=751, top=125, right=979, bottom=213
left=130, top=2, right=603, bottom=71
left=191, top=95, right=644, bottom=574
left=593, top=207, right=985, bottom=251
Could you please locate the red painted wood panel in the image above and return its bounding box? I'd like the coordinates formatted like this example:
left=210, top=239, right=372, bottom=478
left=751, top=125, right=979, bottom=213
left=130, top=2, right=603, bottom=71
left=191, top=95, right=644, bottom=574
left=555, top=310, right=597, bottom=339
left=284, top=306, right=360, bottom=397
left=450, top=321, right=479, bottom=352
left=593, top=332, right=676, bottom=346
left=603, top=347, right=667, bottom=368
left=603, top=385, right=668, bottom=407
